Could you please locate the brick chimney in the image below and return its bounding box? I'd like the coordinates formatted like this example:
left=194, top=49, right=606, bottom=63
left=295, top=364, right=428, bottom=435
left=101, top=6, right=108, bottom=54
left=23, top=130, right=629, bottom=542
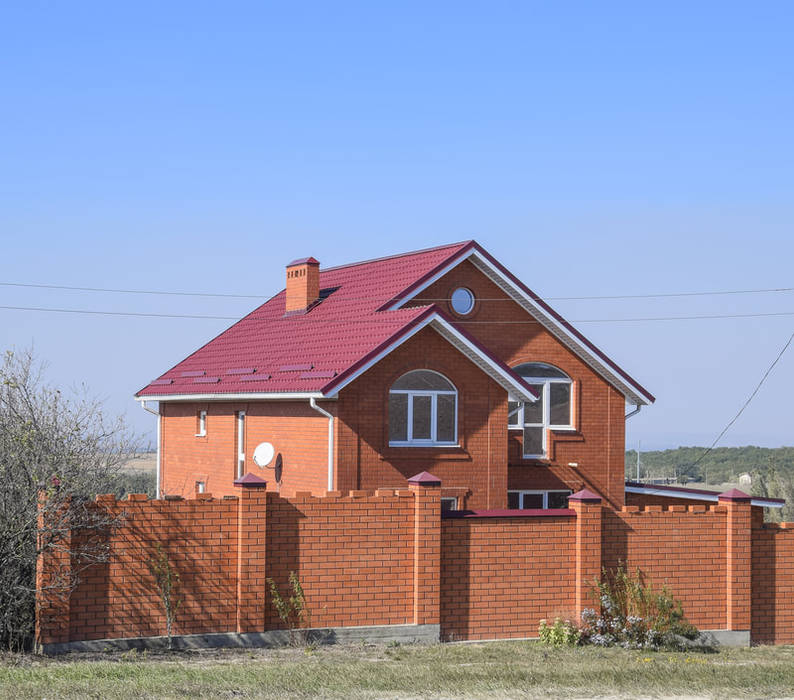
left=285, top=257, right=320, bottom=313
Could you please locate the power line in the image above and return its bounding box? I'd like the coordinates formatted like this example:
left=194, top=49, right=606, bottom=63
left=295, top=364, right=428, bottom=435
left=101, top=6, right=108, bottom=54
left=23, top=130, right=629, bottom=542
left=0, top=281, right=264, bottom=299
left=3, top=304, right=794, bottom=324
left=1, top=280, right=792, bottom=302
left=687, top=330, right=794, bottom=470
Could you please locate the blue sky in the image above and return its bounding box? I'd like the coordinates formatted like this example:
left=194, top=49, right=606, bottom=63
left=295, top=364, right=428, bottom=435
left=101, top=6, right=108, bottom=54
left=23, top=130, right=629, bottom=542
left=1, top=2, right=792, bottom=450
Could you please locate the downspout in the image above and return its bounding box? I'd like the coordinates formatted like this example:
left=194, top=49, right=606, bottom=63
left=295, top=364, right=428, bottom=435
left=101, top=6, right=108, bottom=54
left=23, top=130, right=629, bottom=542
left=309, top=398, right=334, bottom=492
left=140, top=400, right=161, bottom=499
left=625, top=404, right=642, bottom=420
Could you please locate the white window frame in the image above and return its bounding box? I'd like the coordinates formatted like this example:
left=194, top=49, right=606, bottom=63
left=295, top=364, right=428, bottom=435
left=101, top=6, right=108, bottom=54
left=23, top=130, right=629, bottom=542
left=236, top=410, right=246, bottom=478
left=508, top=365, right=574, bottom=458
left=508, top=489, right=572, bottom=510
left=441, top=496, right=458, bottom=511
left=196, top=409, right=207, bottom=437
left=389, top=370, right=458, bottom=447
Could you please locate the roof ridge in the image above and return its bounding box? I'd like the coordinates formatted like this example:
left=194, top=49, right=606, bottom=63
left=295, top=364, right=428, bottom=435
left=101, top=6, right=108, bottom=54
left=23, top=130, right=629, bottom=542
left=320, top=240, right=473, bottom=273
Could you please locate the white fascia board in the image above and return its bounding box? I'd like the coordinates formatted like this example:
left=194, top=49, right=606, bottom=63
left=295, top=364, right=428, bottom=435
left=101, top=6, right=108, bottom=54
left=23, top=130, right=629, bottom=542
left=323, top=314, right=438, bottom=398
left=384, top=248, right=474, bottom=312
left=467, top=251, right=654, bottom=406
left=134, top=392, right=329, bottom=402
left=625, top=484, right=783, bottom=509
left=429, top=317, right=538, bottom=402
left=322, top=312, right=537, bottom=402
left=389, top=245, right=653, bottom=406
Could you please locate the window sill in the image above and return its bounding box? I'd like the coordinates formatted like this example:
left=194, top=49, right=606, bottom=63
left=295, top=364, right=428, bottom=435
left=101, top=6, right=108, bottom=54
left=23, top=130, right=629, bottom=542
left=195, top=433, right=207, bottom=438
left=380, top=446, right=471, bottom=461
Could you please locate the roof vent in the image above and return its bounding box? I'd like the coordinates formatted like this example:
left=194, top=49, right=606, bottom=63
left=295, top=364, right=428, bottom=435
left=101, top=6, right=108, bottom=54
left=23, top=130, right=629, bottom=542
left=285, top=257, right=320, bottom=314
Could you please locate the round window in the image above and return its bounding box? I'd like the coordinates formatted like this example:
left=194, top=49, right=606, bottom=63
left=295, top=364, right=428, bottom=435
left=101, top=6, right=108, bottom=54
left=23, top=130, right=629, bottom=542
left=450, top=287, right=475, bottom=315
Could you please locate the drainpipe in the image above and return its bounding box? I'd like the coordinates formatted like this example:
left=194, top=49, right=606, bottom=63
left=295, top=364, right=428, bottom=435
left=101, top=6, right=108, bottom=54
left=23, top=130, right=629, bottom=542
left=140, top=400, right=161, bottom=499
left=309, top=398, right=334, bottom=492
left=625, top=404, right=642, bottom=420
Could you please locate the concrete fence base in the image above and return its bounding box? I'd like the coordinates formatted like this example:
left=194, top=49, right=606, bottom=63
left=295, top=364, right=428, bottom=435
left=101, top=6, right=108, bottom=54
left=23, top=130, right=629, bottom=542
left=39, top=623, right=440, bottom=655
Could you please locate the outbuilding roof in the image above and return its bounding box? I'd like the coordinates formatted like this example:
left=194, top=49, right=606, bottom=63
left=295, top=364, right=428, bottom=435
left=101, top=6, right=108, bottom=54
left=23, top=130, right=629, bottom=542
left=136, top=240, right=654, bottom=403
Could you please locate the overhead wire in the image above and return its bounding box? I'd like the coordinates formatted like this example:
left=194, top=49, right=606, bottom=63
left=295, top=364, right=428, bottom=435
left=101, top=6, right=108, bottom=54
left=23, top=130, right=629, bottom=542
left=686, top=330, right=794, bottom=469
left=1, top=280, right=793, bottom=302
left=3, top=304, right=794, bottom=324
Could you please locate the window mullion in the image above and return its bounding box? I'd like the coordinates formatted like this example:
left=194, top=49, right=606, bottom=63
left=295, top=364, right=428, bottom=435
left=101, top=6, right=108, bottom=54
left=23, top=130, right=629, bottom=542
left=430, top=394, right=438, bottom=442
left=407, top=393, right=414, bottom=442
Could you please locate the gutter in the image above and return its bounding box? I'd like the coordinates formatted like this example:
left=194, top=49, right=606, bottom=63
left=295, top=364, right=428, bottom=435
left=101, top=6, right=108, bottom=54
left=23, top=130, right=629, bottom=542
left=625, top=404, right=641, bottom=420
left=309, top=398, right=334, bottom=492
left=140, top=400, right=161, bottom=499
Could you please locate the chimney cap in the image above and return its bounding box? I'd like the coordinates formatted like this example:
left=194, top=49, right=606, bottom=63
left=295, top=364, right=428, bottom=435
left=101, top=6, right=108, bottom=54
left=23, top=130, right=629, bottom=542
left=287, top=257, right=320, bottom=267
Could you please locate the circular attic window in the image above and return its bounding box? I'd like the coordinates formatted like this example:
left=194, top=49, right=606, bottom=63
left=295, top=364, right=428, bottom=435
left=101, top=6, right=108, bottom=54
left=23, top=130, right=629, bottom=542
left=450, top=287, right=475, bottom=315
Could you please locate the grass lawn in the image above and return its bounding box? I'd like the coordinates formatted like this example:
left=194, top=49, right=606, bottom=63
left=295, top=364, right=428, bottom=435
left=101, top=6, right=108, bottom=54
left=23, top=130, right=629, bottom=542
left=1, top=641, right=794, bottom=699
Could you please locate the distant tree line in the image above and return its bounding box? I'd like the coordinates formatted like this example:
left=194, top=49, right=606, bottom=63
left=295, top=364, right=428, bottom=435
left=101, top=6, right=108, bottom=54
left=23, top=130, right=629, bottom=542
left=626, top=446, right=794, bottom=521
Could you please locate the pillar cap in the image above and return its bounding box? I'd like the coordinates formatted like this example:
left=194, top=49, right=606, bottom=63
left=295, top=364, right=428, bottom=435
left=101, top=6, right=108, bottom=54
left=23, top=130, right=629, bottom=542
left=718, top=487, right=752, bottom=502
left=407, top=471, right=441, bottom=486
left=234, top=473, right=268, bottom=488
left=568, top=488, right=602, bottom=504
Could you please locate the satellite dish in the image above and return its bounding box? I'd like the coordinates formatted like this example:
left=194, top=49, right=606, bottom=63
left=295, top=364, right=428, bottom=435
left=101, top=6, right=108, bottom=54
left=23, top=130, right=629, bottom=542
left=253, top=442, right=275, bottom=468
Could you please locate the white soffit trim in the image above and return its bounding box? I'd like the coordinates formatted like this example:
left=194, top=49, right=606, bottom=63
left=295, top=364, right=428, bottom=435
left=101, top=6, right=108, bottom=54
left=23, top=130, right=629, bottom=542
left=323, top=313, right=537, bottom=402
left=625, top=484, right=783, bottom=509
left=134, top=392, right=328, bottom=402
left=389, top=246, right=653, bottom=406
left=429, top=317, right=538, bottom=402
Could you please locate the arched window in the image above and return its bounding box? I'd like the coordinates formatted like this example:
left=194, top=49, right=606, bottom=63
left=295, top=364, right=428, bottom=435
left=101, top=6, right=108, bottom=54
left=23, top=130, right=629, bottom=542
left=508, top=362, right=573, bottom=457
left=389, top=370, right=457, bottom=446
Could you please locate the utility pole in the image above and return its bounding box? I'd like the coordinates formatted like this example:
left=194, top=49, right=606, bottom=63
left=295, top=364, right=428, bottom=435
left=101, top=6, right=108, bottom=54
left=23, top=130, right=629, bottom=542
left=636, top=440, right=641, bottom=481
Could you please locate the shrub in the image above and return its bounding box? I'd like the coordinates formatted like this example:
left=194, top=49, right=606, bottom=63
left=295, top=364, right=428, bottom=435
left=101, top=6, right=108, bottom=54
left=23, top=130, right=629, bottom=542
left=538, top=617, right=581, bottom=647
left=579, top=564, right=698, bottom=649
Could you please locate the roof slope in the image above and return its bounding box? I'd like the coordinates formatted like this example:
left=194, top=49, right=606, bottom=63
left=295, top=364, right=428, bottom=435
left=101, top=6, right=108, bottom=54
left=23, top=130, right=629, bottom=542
left=136, top=240, right=654, bottom=403
left=137, top=242, right=471, bottom=397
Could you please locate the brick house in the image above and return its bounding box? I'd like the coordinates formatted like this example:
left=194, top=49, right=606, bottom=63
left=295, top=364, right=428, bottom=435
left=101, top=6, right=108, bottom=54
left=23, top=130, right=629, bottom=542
left=134, top=241, right=779, bottom=513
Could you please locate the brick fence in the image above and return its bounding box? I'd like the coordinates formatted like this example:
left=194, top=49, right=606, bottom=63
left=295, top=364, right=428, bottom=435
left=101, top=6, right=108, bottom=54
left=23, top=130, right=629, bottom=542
left=36, top=476, right=794, bottom=652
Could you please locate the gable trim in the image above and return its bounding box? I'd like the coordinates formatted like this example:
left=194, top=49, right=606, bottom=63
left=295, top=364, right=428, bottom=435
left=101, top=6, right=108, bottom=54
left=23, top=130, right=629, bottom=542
left=320, top=308, right=539, bottom=402
left=387, top=241, right=655, bottom=406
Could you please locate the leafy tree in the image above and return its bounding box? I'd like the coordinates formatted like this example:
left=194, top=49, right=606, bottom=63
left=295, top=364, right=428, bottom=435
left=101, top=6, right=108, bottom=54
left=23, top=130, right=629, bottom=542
left=0, top=349, right=139, bottom=650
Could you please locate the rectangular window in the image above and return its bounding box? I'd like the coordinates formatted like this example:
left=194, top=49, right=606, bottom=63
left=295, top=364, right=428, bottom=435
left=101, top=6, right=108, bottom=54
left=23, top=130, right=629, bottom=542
left=236, top=411, right=246, bottom=478
left=436, top=394, right=456, bottom=443
left=507, top=489, right=572, bottom=509
left=549, top=384, right=571, bottom=427
left=195, top=481, right=206, bottom=494
left=441, top=497, right=458, bottom=512
left=389, top=393, right=408, bottom=442
left=411, top=395, right=432, bottom=440
left=196, top=410, right=207, bottom=437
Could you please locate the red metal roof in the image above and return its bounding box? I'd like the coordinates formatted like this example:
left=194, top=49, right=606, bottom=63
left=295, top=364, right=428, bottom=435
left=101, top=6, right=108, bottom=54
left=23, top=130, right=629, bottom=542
left=137, top=242, right=471, bottom=397
left=136, top=240, right=654, bottom=402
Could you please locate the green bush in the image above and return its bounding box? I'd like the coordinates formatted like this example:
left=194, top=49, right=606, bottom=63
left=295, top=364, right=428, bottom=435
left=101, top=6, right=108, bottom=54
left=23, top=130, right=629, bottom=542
left=538, top=617, right=581, bottom=647
left=580, top=564, right=698, bottom=649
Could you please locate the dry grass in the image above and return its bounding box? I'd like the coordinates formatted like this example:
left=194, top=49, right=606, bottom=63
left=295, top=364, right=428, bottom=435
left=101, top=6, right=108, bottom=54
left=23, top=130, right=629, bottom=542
left=2, top=641, right=794, bottom=699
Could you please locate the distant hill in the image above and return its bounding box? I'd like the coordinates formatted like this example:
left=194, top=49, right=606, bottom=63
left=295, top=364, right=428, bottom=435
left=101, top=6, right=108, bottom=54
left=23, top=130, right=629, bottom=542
left=625, top=446, right=794, bottom=485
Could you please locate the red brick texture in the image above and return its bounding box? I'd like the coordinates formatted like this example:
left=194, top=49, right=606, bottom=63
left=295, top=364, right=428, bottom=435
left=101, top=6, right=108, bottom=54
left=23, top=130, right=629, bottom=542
left=752, top=523, right=794, bottom=644
left=37, top=495, right=794, bottom=647
left=602, top=505, right=729, bottom=631
left=440, top=514, right=576, bottom=641
left=335, top=326, right=508, bottom=510
left=408, top=259, right=628, bottom=508
left=160, top=401, right=330, bottom=499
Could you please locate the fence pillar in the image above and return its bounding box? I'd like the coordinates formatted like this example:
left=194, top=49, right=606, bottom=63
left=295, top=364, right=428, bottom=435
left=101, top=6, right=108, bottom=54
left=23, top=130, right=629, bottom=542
left=235, top=473, right=268, bottom=634
left=408, top=471, right=441, bottom=627
left=569, top=489, right=603, bottom=619
left=719, top=488, right=752, bottom=634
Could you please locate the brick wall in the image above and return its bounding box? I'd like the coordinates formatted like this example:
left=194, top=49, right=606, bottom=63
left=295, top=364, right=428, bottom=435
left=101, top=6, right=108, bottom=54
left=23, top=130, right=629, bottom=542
left=37, top=488, right=794, bottom=649
left=161, top=401, right=329, bottom=498
left=409, top=259, right=628, bottom=508
left=440, top=514, right=576, bottom=641
left=335, top=326, right=509, bottom=510
left=602, top=505, right=728, bottom=630
left=752, top=523, right=794, bottom=644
